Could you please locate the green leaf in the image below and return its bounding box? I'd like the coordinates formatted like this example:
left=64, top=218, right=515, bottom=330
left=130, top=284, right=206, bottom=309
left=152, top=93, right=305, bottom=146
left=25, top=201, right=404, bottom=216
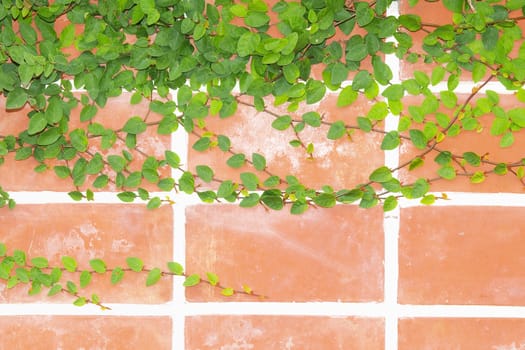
left=28, top=113, right=47, bottom=135
left=245, top=12, right=270, bottom=27
left=313, top=193, right=336, bottom=208
left=196, top=165, right=214, bottom=183
left=272, top=115, right=292, bottom=131
left=147, top=197, right=162, bottom=209
left=206, top=272, right=219, bottom=286
left=73, top=297, right=86, bottom=307
left=367, top=102, right=389, bottom=120
left=463, top=152, right=481, bottom=167
left=15, top=147, right=32, bottom=160
left=470, top=171, right=485, bottom=184
left=217, top=180, right=235, bottom=199
left=381, top=131, right=400, bottom=150
left=221, top=287, right=235, bottom=296
left=217, top=135, right=231, bottom=151
left=260, top=190, right=284, bottom=210
left=290, top=201, right=308, bottom=215
left=442, top=0, right=463, bottom=12
left=370, top=166, right=393, bottom=183
left=237, top=32, right=260, bottom=57
left=13, top=250, right=26, bottom=266
left=80, top=105, right=98, bottom=122
left=107, top=155, right=127, bottom=172
left=183, top=274, right=201, bottom=287
left=240, top=193, right=260, bottom=207
left=355, top=2, right=374, bottom=27
left=126, top=257, right=144, bottom=272
left=62, top=256, right=77, bottom=272
left=383, top=196, right=398, bottom=211
left=252, top=153, right=266, bottom=171
left=54, top=166, right=70, bottom=179
left=89, top=259, right=106, bottom=274
left=31, top=257, right=48, bottom=269
left=500, top=132, right=514, bottom=148
left=240, top=172, right=259, bottom=191
left=372, top=56, right=392, bottom=85
left=399, top=14, right=421, bottom=31
left=302, top=112, right=322, bottom=127
left=507, top=0, right=525, bottom=10
left=167, top=261, right=184, bottom=275
left=440, top=91, right=457, bottom=108
left=70, top=129, right=88, bottom=152
left=438, top=165, right=456, bottom=180
left=409, top=129, right=428, bottom=149
left=146, top=268, right=162, bottom=286
left=6, top=88, right=28, bottom=109
left=337, top=86, right=359, bottom=107
left=494, top=163, right=508, bottom=175
left=382, top=84, right=405, bottom=101
left=327, top=121, right=346, bottom=140
left=357, top=117, right=372, bottom=132
left=431, top=66, right=446, bottom=86
left=192, top=137, right=211, bottom=152
left=508, top=108, right=525, bottom=127
left=111, top=267, right=124, bottom=285
left=122, top=117, right=147, bottom=134
left=68, top=191, right=84, bottom=201
left=80, top=270, right=92, bottom=288
left=59, top=23, right=75, bottom=47
left=178, top=172, right=195, bottom=194
left=37, top=128, right=61, bottom=146
left=48, top=284, right=62, bottom=297
left=117, top=191, right=136, bottom=202
left=165, top=151, right=181, bottom=168
left=227, top=154, right=246, bottom=168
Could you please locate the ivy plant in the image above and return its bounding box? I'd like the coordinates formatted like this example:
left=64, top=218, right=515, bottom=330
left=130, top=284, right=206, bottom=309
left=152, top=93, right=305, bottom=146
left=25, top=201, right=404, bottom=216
left=1, top=0, right=525, bottom=306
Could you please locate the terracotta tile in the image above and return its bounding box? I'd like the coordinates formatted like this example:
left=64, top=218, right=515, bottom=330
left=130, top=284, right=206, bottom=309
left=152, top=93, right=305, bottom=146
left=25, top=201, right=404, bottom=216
left=399, top=94, right=525, bottom=193
left=0, top=93, right=171, bottom=191
left=0, top=204, right=173, bottom=304
left=399, top=206, right=525, bottom=305
left=398, top=0, right=454, bottom=79
left=399, top=318, right=525, bottom=349
left=399, top=1, right=525, bottom=80
left=186, top=315, right=384, bottom=350
left=0, top=316, right=171, bottom=349
left=185, top=204, right=384, bottom=302
left=188, top=94, right=384, bottom=190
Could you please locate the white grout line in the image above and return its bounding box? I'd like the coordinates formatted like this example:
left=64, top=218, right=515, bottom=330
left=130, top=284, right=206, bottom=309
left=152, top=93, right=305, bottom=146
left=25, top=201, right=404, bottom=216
left=384, top=3, right=401, bottom=350
left=4, top=301, right=525, bottom=319
left=8, top=191, right=205, bottom=206
left=399, top=192, right=525, bottom=207
left=169, top=91, right=189, bottom=350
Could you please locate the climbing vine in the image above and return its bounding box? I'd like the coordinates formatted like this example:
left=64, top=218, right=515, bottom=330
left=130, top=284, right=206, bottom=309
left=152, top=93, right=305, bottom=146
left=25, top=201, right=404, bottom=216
left=1, top=0, right=525, bottom=306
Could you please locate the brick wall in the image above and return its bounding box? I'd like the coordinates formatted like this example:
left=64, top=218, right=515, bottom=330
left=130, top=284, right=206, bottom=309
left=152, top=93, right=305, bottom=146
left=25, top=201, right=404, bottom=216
left=1, top=1, right=525, bottom=349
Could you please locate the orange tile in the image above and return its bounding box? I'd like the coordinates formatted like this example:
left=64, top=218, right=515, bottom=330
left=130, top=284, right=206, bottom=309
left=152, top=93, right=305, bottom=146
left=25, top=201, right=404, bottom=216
left=0, top=93, right=171, bottom=191
left=188, top=94, right=384, bottom=190
left=0, top=316, right=171, bottom=349
left=399, top=94, right=525, bottom=193
left=186, top=316, right=384, bottom=350
left=185, top=204, right=384, bottom=302
left=399, top=318, right=525, bottom=349
left=0, top=204, right=173, bottom=304
left=399, top=206, right=525, bottom=305
left=398, top=0, right=454, bottom=79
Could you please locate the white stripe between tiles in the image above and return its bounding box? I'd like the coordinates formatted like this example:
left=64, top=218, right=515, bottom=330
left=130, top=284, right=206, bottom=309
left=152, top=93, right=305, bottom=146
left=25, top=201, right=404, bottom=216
left=399, top=192, right=525, bottom=207
left=4, top=302, right=525, bottom=319
left=384, top=3, right=401, bottom=350
left=169, top=90, right=188, bottom=350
